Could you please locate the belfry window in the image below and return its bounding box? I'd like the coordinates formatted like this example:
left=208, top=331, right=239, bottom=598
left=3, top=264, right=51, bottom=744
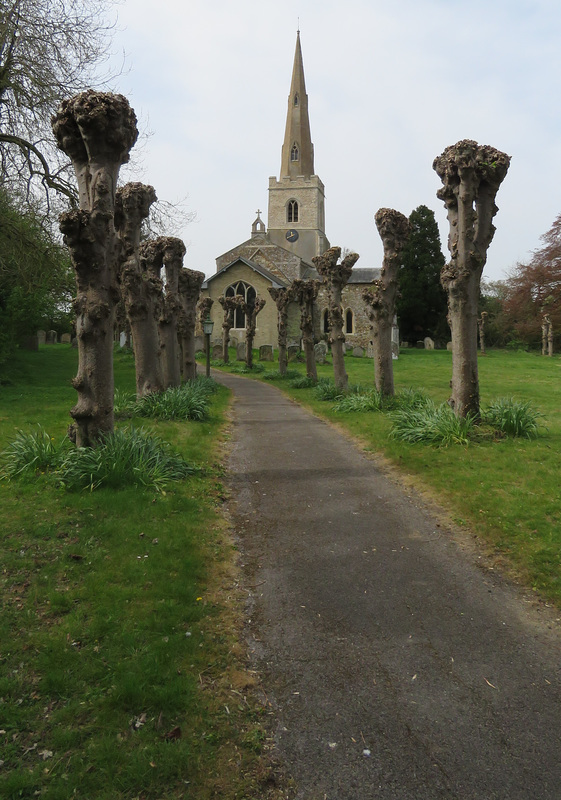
left=291, top=143, right=299, bottom=162
left=225, top=281, right=256, bottom=328
left=287, top=200, right=299, bottom=223
left=294, top=94, right=299, bottom=106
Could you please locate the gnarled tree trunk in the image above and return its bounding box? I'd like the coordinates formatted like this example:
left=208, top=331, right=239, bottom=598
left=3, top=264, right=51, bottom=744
left=52, top=91, right=138, bottom=446
left=244, top=297, right=266, bottom=369
left=197, top=297, right=214, bottom=359
left=313, top=246, right=359, bottom=391
left=218, top=296, right=242, bottom=363
left=159, top=237, right=185, bottom=388
left=115, top=183, right=162, bottom=398
left=178, top=268, right=205, bottom=381
left=268, top=287, right=293, bottom=376
left=363, top=208, right=410, bottom=397
left=478, top=311, right=488, bottom=355
left=292, top=278, right=320, bottom=381
left=433, top=140, right=510, bottom=418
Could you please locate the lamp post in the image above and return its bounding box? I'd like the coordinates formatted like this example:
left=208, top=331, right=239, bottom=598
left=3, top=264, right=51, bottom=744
left=203, top=315, right=214, bottom=378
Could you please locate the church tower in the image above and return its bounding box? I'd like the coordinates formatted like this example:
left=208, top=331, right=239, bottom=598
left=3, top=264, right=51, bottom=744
left=267, top=32, right=330, bottom=263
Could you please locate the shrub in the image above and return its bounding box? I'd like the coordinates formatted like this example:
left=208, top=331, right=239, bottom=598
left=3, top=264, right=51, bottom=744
left=389, top=402, right=476, bottom=446
left=289, top=375, right=318, bottom=389
left=58, top=427, right=197, bottom=492
left=483, top=397, right=544, bottom=438
left=313, top=378, right=342, bottom=401
left=333, top=388, right=384, bottom=413
left=263, top=369, right=300, bottom=381
left=114, top=388, right=136, bottom=418
left=133, top=383, right=210, bottom=421
left=228, top=362, right=265, bottom=374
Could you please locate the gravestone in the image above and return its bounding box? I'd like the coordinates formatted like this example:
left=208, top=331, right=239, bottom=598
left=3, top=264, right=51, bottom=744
left=446, top=341, right=453, bottom=351
left=236, top=342, right=246, bottom=361
left=194, top=335, right=205, bottom=353
left=46, top=330, right=57, bottom=344
left=314, top=340, right=328, bottom=364
left=71, top=337, right=78, bottom=348
left=287, top=344, right=300, bottom=362
left=416, top=340, right=424, bottom=349
left=212, top=343, right=223, bottom=360
left=424, top=337, right=435, bottom=350
left=352, top=346, right=364, bottom=358
left=344, top=342, right=353, bottom=353
left=392, top=342, right=399, bottom=359
left=230, top=336, right=238, bottom=348
left=37, top=330, right=46, bottom=345
left=259, top=344, right=274, bottom=361
left=119, top=331, right=127, bottom=348
left=61, top=333, right=71, bottom=344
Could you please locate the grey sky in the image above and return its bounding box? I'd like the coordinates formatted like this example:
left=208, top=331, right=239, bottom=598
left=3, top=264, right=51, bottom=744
left=110, top=0, right=561, bottom=280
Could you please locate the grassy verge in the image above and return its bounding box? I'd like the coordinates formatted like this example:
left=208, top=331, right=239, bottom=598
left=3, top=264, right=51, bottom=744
left=213, top=348, right=561, bottom=605
left=0, top=346, right=284, bottom=800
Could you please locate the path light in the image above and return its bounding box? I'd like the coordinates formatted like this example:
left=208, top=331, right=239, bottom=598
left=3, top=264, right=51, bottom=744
left=203, top=315, right=214, bottom=378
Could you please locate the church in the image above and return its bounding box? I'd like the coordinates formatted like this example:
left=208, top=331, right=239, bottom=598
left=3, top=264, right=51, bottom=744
left=200, top=32, right=381, bottom=352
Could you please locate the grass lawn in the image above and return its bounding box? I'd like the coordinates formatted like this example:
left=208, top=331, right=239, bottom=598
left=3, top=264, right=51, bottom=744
left=215, top=347, right=561, bottom=606
left=0, top=346, right=283, bottom=800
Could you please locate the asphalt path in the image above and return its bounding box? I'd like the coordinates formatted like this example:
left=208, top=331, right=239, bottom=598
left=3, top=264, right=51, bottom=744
left=216, top=371, right=561, bottom=800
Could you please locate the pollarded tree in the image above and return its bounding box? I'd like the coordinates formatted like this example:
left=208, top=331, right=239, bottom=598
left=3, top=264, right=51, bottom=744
left=292, top=278, right=320, bottom=381
left=433, top=139, right=510, bottom=418
left=244, top=296, right=266, bottom=369
left=158, top=237, right=185, bottom=388
left=52, top=90, right=138, bottom=446
left=363, top=208, right=410, bottom=397
left=268, top=286, right=294, bottom=376
left=313, top=246, right=359, bottom=390
left=115, top=183, right=163, bottom=399
left=1, top=0, right=116, bottom=201
left=218, top=295, right=244, bottom=363
left=178, top=267, right=205, bottom=381
left=396, top=205, right=447, bottom=344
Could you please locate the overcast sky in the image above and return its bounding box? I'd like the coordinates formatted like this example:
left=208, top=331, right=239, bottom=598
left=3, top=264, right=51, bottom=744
left=109, top=0, right=561, bottom=281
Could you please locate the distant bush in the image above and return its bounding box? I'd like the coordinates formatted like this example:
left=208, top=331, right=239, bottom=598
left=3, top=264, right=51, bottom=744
left=289, top=375, right=317, bottom=389
left=333, top=388, right=384, bottom=413
left=263, top=369, right=300, bottom=381
left=390, top=402, right=476, bottom=446
left=483, top=397, right=544, bottom=438
left=313, top=378, right=342, bottom=401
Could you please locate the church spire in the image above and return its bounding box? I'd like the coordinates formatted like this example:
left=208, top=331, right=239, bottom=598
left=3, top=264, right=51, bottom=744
left=280, top=31, right=314, bottom=179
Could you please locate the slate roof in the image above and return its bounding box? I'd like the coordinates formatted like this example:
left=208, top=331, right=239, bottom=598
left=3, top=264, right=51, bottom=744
left=202, top=257, right=289, bottom=290
left=301, top=266, right=381, bottom=284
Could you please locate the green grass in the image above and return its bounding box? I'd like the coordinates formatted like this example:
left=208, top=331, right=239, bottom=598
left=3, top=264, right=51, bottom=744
left=214, top=347, right=561, bottom=605
left=0, top=345, right=283, bottom=800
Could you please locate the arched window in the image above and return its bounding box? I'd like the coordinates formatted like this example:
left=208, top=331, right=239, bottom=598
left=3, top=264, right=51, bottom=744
left=323, top=309, right=330, bottom=334
left=294, top=94, right=299, bottom=106
left=345, top=308, right=354, bottom=334
left=287, top=200, right=299, bottom=223
left=291, top=142, right=299, bottom=162
left=225, top=281, right=256, bottom=328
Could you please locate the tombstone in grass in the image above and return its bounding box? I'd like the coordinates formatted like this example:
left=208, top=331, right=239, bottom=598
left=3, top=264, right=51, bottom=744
left=416, top=340, right=424, bottom=348
left=61, top=333, right=72, bottom=344
left=314, top=340, right=328, bottom=364
left=287, top=344, right=300, bottom=362
left=259, top=344, right=274, bottom=361
left=37, top=330, right=46, bottom=345
left=46, top=330, right=57, bottom=344
left=212, top=343, right=223, bottom=360
left=71, top=337, right=78, bottom=348
left=446, top=341, right=453, bottom=351
left=236, top=342, right=246, bottom=361
left=194, top=335, right=205, bottom=353
left=352, top=346, right=364, bottom=358
left=424, top=337, right=434, bottom=350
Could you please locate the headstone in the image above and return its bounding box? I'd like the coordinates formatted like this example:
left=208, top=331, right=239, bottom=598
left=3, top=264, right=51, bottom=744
left=236, top=342, right=246, bottom=361
left=314, top=340, right=328, bottom=364
left=401, top=341, right=408, bottom=348
left=212, top=343, right=223, bottom=360
left=46, top=330, right=57, bottom=344
left=194, top=335, right=205, bottom=353
left=71, top=337, right=78, bottom=348
left=352, top=346, right=364, bottom=358
left=446, top=341, right=453, bottom=351
left=37, top=330, right=46, bottom=345
left=344, top=342, right=353, bottom=353
left=391, top=342, right=399, bottom=359
left=21, top=335, right=39, bottom=351
left=259, top=344, right=274, bottom=361
left=287, top=344, right=300, bottom=362
left=119, top=331, right=127, bottom=348
left=416, top=340, right=424, bottom=349
left=61, top=333, right=71, bottom=344
left=424, top=337, right=435, bottom=350
left=230, top=336, right=238, bottom=348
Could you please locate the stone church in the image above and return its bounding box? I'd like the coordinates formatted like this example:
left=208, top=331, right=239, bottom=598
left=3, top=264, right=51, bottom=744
left=200, top=32, right=382, bottom=352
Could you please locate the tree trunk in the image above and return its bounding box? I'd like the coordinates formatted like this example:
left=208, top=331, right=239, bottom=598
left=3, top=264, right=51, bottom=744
left=115, top=183, right=162, bottom=399
left=218, top=296, right=242, bottom=364
left=52, top=91, right=138, bottom=446
left=178, top=268, right=205, bottom=381
left=363, top=209, right=410, bottom=397
left=313, top=247, right=359, bottom=391
left=478, top=311, right=488, bottom=355
left=542, top=315, right=549, bottom=356
left=245, top=297, right=266, bottom=369
left=434, top=140, right=510, bottom=418
left=548, top=317, right=554, bottom=357
left=268, top=287, right=293, bottom=376
left=292, top=279, right=319, bottom=381
left=159, top=237, right=186, bottom=387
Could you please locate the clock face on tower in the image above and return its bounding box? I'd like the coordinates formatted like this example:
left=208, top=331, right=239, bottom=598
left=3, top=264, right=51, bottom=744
left=286, top=229, right=299, bottom=243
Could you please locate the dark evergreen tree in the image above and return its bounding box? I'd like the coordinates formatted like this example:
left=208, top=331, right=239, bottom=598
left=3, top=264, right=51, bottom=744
left=396, top=205, right=448, bottom=344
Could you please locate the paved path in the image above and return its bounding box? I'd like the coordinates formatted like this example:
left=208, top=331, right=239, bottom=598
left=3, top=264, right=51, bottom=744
left=217, top=372, right=561, bottom=800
